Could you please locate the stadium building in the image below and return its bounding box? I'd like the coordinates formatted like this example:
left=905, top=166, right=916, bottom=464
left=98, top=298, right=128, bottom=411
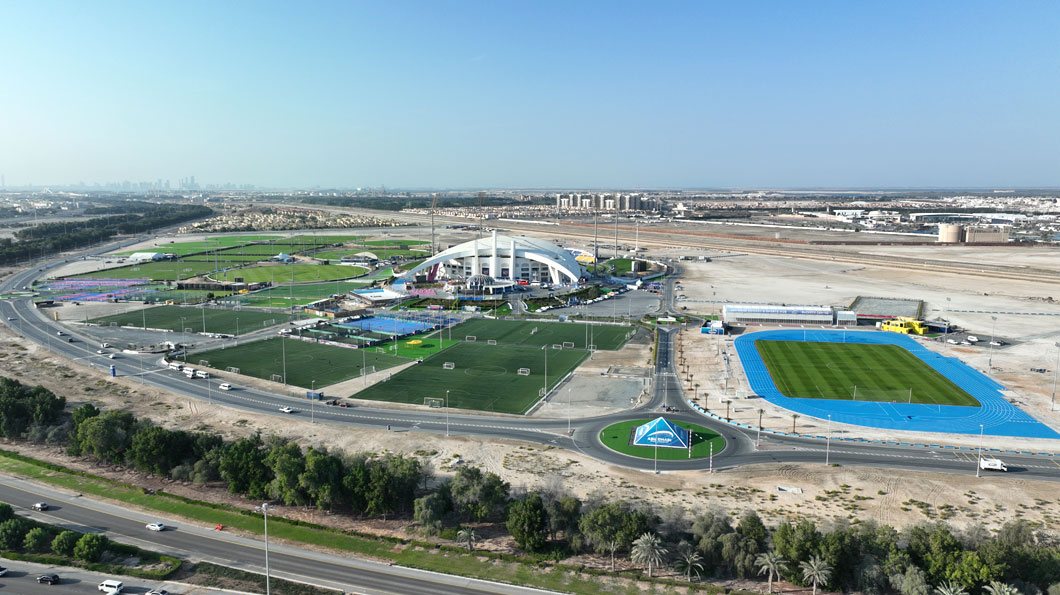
left=399, top=231, right=583, bottom=285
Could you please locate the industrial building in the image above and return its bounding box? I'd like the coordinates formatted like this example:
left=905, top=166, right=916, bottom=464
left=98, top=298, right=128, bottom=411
left=722, top=304, right=856, bottom=326
left=937, top=224, right=1010, bottom=243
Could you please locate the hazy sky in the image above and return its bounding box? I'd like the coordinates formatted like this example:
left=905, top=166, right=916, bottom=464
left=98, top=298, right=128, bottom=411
left=1, top=1, right=1058, bottom=189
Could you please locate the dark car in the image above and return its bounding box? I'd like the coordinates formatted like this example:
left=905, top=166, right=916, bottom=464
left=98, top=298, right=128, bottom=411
left=37, top=573, right=60, bottom=584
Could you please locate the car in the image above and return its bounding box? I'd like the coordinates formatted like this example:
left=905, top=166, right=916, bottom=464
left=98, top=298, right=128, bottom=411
left=279, top=406, right=294, bottom=414
left=98, top=579, right=124, bottom=592
left=990, top=340, right=1004, bottom=346
left=37, top=573, right=60, bottom=584
left=5, top=317, right=13, bottom=321
left=147, top=590, right=171, bottom=595
left=218, top=383, right=233, bottom=390
left=67, top=337, right=73, bottom=342
left=146, top=522, right=166, bottom=531
left=108, top=354, right=116, bottom=359
left=32, top=502, right=48, bottom=511
left=56, top=331, right=63, bottom=336
left=0, top=566, right=7, bottom=576
left=97, top=349, right=105, bottom=354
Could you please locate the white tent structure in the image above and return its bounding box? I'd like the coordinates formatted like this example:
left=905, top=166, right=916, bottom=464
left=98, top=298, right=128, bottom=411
left=399, top=230, right=583, bottom=285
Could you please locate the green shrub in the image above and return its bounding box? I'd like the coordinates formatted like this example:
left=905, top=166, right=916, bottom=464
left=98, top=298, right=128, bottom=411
left=51, top=530, right=79, bottom=556
left=23, top=527, right=51, bottom=552
left=73, top=533, right=108, bottom=562
left=0, top=518, right=29, bottom=549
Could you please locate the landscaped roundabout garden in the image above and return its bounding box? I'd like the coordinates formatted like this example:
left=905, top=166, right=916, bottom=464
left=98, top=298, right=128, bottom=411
left=598, top=419, right=725, bottom=460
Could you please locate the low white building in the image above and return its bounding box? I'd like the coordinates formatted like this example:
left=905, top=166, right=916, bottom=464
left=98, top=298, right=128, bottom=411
left=128, top=252, right=165, bottom=262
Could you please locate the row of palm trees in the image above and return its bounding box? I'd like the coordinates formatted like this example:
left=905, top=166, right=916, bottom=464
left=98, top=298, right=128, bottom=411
left=755, top=551, right=831, bottom=595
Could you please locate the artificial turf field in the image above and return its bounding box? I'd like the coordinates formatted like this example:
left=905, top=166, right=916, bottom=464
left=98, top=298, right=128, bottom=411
left=449, top=318, right=632, bottom=351
left=91, top=305, right=302, bottom=335
left=194, top=339, right=408, bottom=389
left=352, top=341, right=589, bottom=414
left=73, top=261, right=221, bottom=280
left=211, top=264, right=369, bottom=284
left=755, top=340, right=979, bottom=406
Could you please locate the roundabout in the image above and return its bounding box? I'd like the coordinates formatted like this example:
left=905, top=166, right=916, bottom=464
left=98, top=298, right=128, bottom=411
left=598, top=418, right=725, bottom=461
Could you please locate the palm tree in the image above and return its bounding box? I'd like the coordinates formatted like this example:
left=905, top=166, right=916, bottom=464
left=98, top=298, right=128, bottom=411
left=606, top=538, right=621, bottom=572
left=756, top=551, right=787, bottom=594
left=934, top=581, right=968, bottom=595
left=674, top=547, right=704, bottom=582
left=456, top=527, right=476, bottom=552
left=630, top=532, right=667, bottom=578
left=792, top=413, right=800, bottom=434
left=984, top=582, right=1019, bottom=595
left=799, top=555, right=832, bottom=595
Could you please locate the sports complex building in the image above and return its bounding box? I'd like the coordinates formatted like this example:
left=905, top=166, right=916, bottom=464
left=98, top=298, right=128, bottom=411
left=400, top=231, right=583, bottom=286
left=722, top=304, right=857, bottom=326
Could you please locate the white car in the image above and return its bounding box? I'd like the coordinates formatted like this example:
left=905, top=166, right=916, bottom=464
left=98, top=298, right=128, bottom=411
left=32, top=502, right=48, bottom=511
left=279, top=406, right=294, bottom=414
left=107, top=354, right=116, bottom=359
left=97, top=349, right=105, bottom=354
left=218, top=383, right=233, bottom=391
left=146, top=522, right=166, bottom=532
left=990, top=340, right=1004, bottom=346
left=147, top=590, right=171, bottom=595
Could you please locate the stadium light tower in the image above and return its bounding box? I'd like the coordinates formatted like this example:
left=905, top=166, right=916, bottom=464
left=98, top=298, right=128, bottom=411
left=1051, top=342, right=1060, bottom=411
left=825, top=415, right=832, bottom=466
left=254, top=503, right=273, bottom=595
left=976, top=424, right=984, bottom=478
left=988, top=316, right=998, bottom=369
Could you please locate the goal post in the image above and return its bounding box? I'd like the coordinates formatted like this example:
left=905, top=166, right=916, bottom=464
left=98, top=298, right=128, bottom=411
left=487, top=339, right=497, bottom=345
left=552, top=344, right=563, bottom=350
left=443, top=362, right=456, bottom=370
left=423, top=397, right=444, bottom=408
left=518, top=368, right=531, bottom=376
left=562, top=341, right=575, bottom=349
left=226, top=366, right=240, bottom=374
left=465, top=335, right=477, bottom=342
left=270, top=374, right=283, bottom=383
left=198, top=360, right=210, bottom=368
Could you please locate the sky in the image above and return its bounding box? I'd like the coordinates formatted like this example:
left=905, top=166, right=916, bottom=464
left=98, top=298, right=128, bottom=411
left=1, top=1, right=1058, bottom=189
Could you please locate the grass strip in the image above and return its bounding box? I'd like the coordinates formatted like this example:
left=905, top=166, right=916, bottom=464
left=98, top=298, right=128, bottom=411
left=0, top=449, right=725, bottom=594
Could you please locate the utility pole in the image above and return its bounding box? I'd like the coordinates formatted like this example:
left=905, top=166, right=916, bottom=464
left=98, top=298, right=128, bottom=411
left=976, top=424, right=984, bottom=478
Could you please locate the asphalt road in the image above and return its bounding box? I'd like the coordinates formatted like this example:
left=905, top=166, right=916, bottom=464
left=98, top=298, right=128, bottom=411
left=0, top=477, right=555, bottom=595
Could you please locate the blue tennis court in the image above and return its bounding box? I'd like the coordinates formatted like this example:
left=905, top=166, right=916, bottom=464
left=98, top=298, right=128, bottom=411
left=735, top=329, right=1060, bottom=439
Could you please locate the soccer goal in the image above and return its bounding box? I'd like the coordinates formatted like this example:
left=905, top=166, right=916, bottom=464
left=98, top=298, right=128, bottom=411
left=424, top=397, right=444, bottom=408
left=487, top=339, right=497, bottom=345
left=530, top=327, right=538, bottom=335
left=360, top=365, right=376, bottom=376
left=588, top=344, right=596, bottom=351
left=539, top=387, right=547, bottom=397
left=264, top=319, right=277, bottom=327
left=465, top=335, right=477, bottom=342
left=226, top=366, right=240, bottom=374
left=376, top=347, right=386, bottom=353
left=184, top=327, right=193, bottom=333
left=562, top=341, right=575, bottom=349
left=198, top=360, right=210, bottom=368
left=517, top=368, right=531, bottom=376
left=443, top=362, right=456, bottom=370
left=552, top=344, right=563, bottom=350
left=270, top=374, right=284, bottom=383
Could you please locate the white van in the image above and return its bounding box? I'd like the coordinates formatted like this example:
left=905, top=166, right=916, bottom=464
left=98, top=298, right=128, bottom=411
left=183, top=368, right=196, bottom=378
left=167, top=362, right=183, bottom=371
left=194, top=370, right=209, bottom=379
left=218, top=383, right=233, bottom=391
left=98, top=579, right=124, bottom=592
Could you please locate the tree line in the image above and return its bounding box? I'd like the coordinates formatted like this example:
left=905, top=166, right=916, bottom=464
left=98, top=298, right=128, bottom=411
left=3, top=376, right=1060, bottom=593
left=0, top=204, right=212, bottom=266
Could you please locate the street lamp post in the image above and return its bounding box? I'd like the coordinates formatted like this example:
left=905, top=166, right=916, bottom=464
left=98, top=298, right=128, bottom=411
left=567, top=387, right=572, bottom=435
left=255, top=503, right=272, bottom=595
left=976, top=424, right=984, bottom=478
left=825, top=414, right=832, bottom=466
left=1052, top=342, right=1060, bottom=411
left=311, top=380, right=316, bottom=423
left=179, top=317, right=187, bottom=361
left=281, top=335, right=287, bottom=385
left=445, top=390, right=450, bottom=437
left=988, top=316, right=998, bottom=369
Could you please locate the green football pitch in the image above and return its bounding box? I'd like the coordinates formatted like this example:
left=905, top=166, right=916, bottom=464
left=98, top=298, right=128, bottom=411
left=73, top=261, right=221, bottom=281
left=90, top=306, right=302, bottom=335
left=352, top=342, right=588, bottom=414
left=194, top=339, right=408, bottom=389
left=755, top=340, right=979, bottom=406
left=211, top=264, right=369, bottom=284
left=449, top=318, right=632, bottom=351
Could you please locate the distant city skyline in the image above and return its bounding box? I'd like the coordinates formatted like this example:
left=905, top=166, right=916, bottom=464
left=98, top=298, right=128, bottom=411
left=1, top=1, right=1058, bottom=189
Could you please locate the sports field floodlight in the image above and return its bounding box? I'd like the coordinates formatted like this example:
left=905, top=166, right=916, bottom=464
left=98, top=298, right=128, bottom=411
left=988, top=316, right=998, bottom=369
left=445, top=389, right=450, bottom=437
left=253, top=503, right=273, bottom=595
left=825, top=414, right=832, bottom=466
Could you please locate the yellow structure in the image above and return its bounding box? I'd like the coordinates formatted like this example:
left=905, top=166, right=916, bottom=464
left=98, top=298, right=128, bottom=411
left=881, top=317, right=927, bottom=335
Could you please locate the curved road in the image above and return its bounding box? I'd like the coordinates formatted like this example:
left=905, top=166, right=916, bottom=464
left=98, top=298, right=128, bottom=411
left=3, top=245, right=1058, bottom=481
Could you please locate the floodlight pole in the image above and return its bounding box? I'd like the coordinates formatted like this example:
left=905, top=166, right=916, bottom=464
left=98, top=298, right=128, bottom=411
left=256, top=503, right=272, bottom=595
left=653, top=438, right=658, bottom=474
left=311, top=380, right=316, bottom=423
left=988, top=315, right=997, bottom=369
left=709, top=442, right=713, bottom=474
left=567, top=387, right=571, bottom=435
left=281, top=336, right=287, bottom=386
left=825, top=414, right=831, bottom=466
left=445, top=390, right=450, bottom=437
left=976, top=424, right=984, bottom=478
left=362, top=347, right=366, bottom=386
left=1051, top=342, right=1060, bottom=411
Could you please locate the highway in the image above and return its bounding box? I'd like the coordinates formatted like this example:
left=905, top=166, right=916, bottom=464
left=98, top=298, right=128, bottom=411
left=0, top=475, right=556, bottom=595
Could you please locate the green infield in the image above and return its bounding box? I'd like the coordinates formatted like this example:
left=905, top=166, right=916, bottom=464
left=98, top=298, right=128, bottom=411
left=109, top=235, right=284, bottom=256
left=449, top=318, right=632, bottom=351
left=352, top=342, right=588, bottom=414
left=598, top=420, right=725, bottom=460
left=73, top=261, right=222, bottom=280
left=194, top=338, right=408, bottom=389
left=311, top=248, right=428, bottom=260
left=227, top=282, right=370, bottom=308
left=90, top=305, right=302, bottom=335
left=755, top=340, right=980, bottom=406
left=361, top=239, right=427, bottom=247
left=210, top=264, right=369, bottom=284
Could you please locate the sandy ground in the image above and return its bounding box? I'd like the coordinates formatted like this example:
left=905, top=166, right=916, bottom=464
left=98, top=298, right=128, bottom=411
left=3, top=319, right=1060, bottom=547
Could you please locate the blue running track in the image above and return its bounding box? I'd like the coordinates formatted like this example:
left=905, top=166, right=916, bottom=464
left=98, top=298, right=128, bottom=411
left=734, top=329, right=1060, bottom=439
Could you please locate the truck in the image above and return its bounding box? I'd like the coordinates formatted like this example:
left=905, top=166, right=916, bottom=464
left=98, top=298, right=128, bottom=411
left=979, top=457, right=1007, bottom=472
